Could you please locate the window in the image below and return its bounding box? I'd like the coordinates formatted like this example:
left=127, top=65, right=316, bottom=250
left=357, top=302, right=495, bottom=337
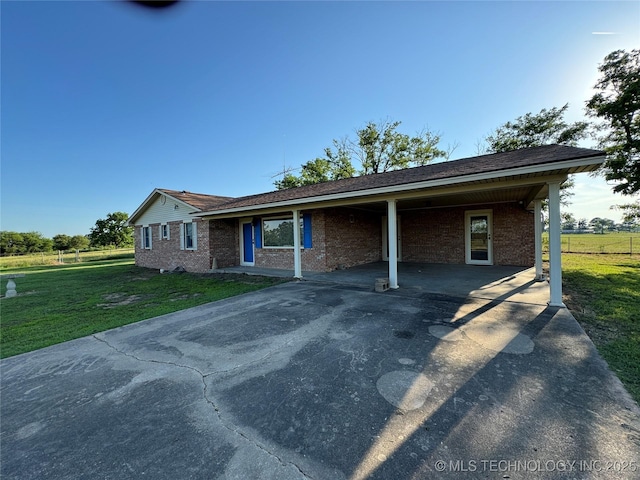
left=263, top=218, right=296, bottom=247
left=141, top=226, right=152, bottom=249
left=180, top=222, right=197, bottom=250
left=261, top=215, right=312, bottom=248
left=160, top=224, right=170, bottom=240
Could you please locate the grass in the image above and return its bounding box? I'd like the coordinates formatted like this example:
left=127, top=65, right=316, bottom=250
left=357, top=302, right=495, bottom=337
left=542, top=232, right=640, bottom=254
left=0, top=258, right=286, bottom=358
left=0, top=248, right=135, bottom=269
left=559, top=253, right=640, bottom=403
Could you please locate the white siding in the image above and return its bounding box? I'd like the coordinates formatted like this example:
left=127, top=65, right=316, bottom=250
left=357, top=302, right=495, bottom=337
left=135, top=195, right=198, bottom=226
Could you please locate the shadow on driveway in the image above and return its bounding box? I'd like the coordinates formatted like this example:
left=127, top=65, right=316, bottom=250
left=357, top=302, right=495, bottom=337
left=1, top=277, right=639, bottom=479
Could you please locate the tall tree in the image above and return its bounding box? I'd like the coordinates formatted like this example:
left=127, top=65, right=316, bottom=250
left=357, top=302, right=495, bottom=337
left=484, top=104, right=589, bottom=206
left=275, top=120, right=446, bottom=190
left=21, top=232, right=53, bottom=253
left=586, top=49, right=640, bottom=195
left=53, top=234, right=72, bottom=251
left=0, top=232, right=25, bottom=255
left=69, top=235, right=90, bottom=250
left=485, top=104, right=589, bottom=153
left=275, top=140, right=356, bottom=190
left=89, top=212, right=134, bottom=248
left=354, top=120, right=445, bottom=174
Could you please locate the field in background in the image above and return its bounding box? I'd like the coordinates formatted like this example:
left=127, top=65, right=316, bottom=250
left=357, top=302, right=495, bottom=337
left=0, top=248, right=135, bottom=269
left=543, top=232, right=640, bottom=255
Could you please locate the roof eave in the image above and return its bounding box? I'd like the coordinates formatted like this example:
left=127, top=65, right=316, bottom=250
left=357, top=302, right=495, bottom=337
left=198, top=154, right=606, bottom=218
left=128, top=188, right=203, bottom=225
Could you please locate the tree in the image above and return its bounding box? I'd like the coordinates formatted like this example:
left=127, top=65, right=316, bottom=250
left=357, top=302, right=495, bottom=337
left=586, top=49, right=640, bottom=195
left=275, top=140, right=356, bottom=190
left=0, top=231, right=53, bottom=254
left=69, top=235, right=90, bottom=250
left=53, top=234, right=72, bottom=251
left=612, top=200, right=640, bottom=223
left=484, top=104, right=588, bottom=206
left=354, top=120, right=446, bottom=174
left=485, top=104, right=589, bottom=153
left=589, top=217, right=616, bottom=234
left=275, top=120, right=446, bottom=189
left=89, top=212, right=134, bottom=248
left=21, top=232, right=53, bottom=253
left=561, top=212, right=576, bottom=230
left=577, top=218, right=588, bottom=230
left=0, top=232, right=23, bottom=254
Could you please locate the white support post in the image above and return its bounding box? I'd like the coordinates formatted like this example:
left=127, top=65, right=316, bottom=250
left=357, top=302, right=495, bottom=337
left=293, top=209, right=302, bottom=279
left=534, top=200, right=543, bottom=281
left=548, top=183, right=565, bottom=307
left=387, top=199, right=399, bottom=289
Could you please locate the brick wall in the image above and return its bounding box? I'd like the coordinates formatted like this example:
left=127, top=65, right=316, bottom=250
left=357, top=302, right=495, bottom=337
left=252, top=208, right=381, bottom=272
left=134, top=218, right=212, bottom=273
left=209, top=219, right=238, bottom=268
left=492, top=203, right=535, bottom=266
left=401, top=203, right=534, bottom=266
left=324, top=207, right=382, bottom=270
left=402, top=208, right=465, bottom=263
left=134, top=202, right=534, bottom=273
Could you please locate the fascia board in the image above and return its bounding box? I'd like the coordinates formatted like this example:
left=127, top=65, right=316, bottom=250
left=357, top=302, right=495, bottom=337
left=199, top=155, right=605, bottom=218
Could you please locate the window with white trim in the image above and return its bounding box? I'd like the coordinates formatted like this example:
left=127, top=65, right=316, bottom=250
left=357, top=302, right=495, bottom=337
left=180, top=222, right=197, bottom=250
left=160, top=224, right=170, bottom=240
left=141, top=226, right=152, bottom=249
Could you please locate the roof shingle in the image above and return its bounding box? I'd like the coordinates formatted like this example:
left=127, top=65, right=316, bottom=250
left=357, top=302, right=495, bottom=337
left=158, top=189, right=235, bottom=211
left=201, top=144, right=604, bottom=212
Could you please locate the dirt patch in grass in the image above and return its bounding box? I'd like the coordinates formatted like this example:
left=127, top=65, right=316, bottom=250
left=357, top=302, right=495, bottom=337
left=97, top=293, right=150, bottom=308
left=169, top=293, right=203, bottom=302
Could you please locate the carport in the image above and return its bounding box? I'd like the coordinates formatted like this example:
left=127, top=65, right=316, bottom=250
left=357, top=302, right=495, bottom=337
left=217, top=262, right=551, bottom=305
left=201, top=145, right=606, bottom=308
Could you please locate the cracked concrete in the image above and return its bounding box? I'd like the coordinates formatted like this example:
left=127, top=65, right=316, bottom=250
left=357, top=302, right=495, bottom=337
left=1, top=279, right=639, bottom=479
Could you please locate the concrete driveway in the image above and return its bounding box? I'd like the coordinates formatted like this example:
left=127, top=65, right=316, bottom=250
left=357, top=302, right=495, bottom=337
left=2, top=272, right=639, bottom=479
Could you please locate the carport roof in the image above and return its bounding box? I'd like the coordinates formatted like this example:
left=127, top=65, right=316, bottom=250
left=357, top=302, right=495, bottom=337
left=198, top=144, right=605, bottom=216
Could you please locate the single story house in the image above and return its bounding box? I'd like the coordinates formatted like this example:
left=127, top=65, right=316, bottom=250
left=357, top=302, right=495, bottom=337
left=128, top=144, right=606, bottom=306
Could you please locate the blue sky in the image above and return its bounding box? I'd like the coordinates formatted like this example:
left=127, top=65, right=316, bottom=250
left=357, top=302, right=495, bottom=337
left=2, top=1, right=639, bottom=237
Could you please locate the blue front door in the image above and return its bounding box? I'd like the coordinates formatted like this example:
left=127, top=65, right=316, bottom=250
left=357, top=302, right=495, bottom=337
left=242, top=222, right=254, bottom=264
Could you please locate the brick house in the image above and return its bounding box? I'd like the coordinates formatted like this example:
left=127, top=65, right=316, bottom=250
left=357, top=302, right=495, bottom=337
left=128, top=144, right=605, bottom=306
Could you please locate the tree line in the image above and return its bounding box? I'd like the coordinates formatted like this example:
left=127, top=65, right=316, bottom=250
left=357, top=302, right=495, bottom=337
left=561, top=215, right=638, bottom=233
left=0, top=212, right=134, bottom=255
left=275, top=49, right=639, bottom=221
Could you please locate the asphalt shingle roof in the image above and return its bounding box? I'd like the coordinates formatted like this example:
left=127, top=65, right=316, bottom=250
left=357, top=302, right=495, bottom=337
left=200, top=144, right=604, bottom=212
left=158, top=189, right=235, bottom=211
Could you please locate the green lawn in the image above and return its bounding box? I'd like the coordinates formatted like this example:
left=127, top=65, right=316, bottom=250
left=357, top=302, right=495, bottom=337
left=542, top=232, right=640, bottom=254
left=0, top=258, right=286, bottom=358
left=560, top=253, right=640, bottom=403
left=0, top=248, right=135, bottom=269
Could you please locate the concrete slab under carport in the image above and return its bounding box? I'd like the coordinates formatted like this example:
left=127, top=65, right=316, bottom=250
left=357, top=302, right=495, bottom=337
left=1, top=279, right=639, bottom=479
left=217, top=262, right=551, bottom=305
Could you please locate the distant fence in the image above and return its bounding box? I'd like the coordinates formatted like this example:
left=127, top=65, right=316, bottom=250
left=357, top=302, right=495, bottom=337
left=0, top=248, right=135, bottom=269
left=542, top=234, right=639, bottom=255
